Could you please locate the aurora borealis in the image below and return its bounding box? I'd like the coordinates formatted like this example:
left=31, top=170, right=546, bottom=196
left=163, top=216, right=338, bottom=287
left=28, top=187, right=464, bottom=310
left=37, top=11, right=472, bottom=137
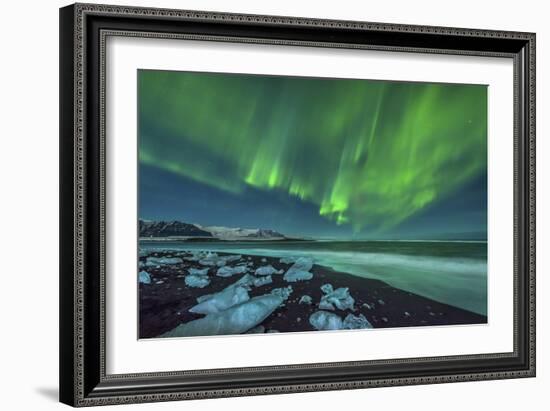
left=139, top=69, right=487, bottom=239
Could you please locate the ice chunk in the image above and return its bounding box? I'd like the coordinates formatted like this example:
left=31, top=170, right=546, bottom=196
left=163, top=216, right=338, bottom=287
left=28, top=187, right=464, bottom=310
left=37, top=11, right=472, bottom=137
left=261, top=258, right=267, bottom=263
left=198, top=252, right=243, bottom=267
left=318, top=301, right=335, bottom=310
left=319, top=283, right=355, bottom=311
left=279, top=256, right=296, bottom=264
left=190, top=285, right=250, bottom=314
left=255, top=265, right=283, bottom=276
left=246, top=325, right=265, bottom=334
left=320, top=284, right=333, bottom=294
left=188, top=267, right=209, bottom=276
left=139, top=248, right=150, bottom=257
left=252, top=275, right=272, bottom=287
left=309, top=311, right=343, bottom=330
left=224, top=254, right=242, bottom=263
left=343, top=314, right=373, bottom=329
left=198, top=252, right=220, bottom=266
left=145, top=256, right=183, bottom=266
left=216, top=265, right=248, bottom=277
left=234, top=274, right=255, bottom=288
left=162, top=294, right=285, bottom=337
left=299, top=295, right=312, bottom=305
left=271, top=286, right=293, bottom=300
left=185, top=275, right=210, bottom=288
left=284, top=269, right=313, bottom=282
left=184, top=250, right=205, bottom=262
left=195, top=274, right=257, bottom=305
left=138, top=271, right=151, bottom=284
left=283, top=257, right=314, bottom=282
left=290, top=257, right=313, bottom=271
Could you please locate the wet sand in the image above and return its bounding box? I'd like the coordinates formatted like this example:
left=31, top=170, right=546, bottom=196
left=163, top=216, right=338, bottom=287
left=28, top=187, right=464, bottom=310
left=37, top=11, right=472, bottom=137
left=139, top=250, right=487, bottom=339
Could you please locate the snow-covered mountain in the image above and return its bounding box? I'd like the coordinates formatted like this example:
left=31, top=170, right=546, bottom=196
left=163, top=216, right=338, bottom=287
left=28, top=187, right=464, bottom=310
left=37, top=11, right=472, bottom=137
left=199, top=225, right=286, bottom=241
left=139, top=220, right=287, bottom=241
left=139, top=220, right=212, bottom=238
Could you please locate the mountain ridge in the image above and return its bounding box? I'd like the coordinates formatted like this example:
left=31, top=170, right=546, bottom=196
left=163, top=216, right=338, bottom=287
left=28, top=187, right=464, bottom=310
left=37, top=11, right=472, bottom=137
left=139, top=219, right=287, bottom=241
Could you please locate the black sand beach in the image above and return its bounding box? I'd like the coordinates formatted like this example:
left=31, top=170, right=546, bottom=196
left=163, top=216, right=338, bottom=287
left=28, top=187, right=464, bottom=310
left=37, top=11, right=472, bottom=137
left=139, top=250, right=486, bottom=339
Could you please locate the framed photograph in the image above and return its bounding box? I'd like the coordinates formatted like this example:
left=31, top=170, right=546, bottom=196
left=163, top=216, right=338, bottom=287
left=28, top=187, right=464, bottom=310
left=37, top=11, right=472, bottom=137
left=59, top=3, right=536, bottom=407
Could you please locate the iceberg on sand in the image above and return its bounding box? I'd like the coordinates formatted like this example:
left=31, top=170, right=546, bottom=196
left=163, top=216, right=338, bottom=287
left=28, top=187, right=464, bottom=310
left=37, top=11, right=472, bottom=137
left=163, top=294, right=286, bottom=338
left=318, top=284, right=355, bottom=311
left=195, top=274, right=257, bottom=304
left=216, top=265, right=248, bottom=277
left=299, top=295, right=312, bottom=305
left=271, top=286, right=293, bottom=300
left=224, top=254, right=242, bottom=263
left=309, top=312, right=372, bottom=331
left=198, top=253, right=222, bottom=267
left=138, top=271, right=151, bottom=284
left=246, top=325, right=265, bottom=334
left=309, top=311, right=343, bottom=330
left=342, top=313, right=373, bottom=329
left=279, top=256, right=297, bottom=264
left=284, top=270, right=313, bottom=282
left=283, top=257, right=314, bottom=282
left=255, top=265, right=283, bottom=276
left=190, top=284, right=250, bottom=314
left=188, top=267, right=209, bottom=276
left=252, top=275, right=272, bottom=287
left=145, top=256, right=183, bottom=266
left=199, top=252, right=243, bottom=267
left=184, top=250, right=206, bottom=262
left=185, top=275, right=210, bottom=288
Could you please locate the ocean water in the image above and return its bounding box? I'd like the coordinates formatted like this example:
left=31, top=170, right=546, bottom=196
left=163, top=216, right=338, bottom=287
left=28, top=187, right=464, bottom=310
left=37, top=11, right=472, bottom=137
left=140, top=240, right=488, bottom=316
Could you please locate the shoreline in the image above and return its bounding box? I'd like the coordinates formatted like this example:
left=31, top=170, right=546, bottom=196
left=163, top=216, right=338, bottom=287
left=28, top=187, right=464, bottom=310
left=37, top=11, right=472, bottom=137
left=139, top=250, right=487, bottom=339
left=140, top=237, right=487, bottom=243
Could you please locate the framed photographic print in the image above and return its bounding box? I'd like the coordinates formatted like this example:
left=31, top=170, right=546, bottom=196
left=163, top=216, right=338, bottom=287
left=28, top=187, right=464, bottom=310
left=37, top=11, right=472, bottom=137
left=59, top=3, right=536, bottom=407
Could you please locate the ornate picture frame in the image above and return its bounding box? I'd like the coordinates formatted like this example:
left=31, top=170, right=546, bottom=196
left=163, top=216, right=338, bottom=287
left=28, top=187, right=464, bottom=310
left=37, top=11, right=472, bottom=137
left=59, top=3, right=535, bottom=407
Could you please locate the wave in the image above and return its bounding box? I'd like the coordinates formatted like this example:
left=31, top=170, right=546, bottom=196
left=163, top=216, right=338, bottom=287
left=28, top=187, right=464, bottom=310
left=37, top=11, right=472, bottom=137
left=141, top=242, right=487, bottom=316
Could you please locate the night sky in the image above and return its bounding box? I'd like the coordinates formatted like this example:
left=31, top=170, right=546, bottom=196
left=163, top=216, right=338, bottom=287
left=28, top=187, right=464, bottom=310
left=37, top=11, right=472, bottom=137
left=138, top=70, right=487, bottom=240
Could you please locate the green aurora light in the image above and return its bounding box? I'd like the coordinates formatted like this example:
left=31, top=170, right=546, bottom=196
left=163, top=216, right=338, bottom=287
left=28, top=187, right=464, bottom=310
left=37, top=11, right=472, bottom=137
left=139, top=70, right=487, bottom=232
